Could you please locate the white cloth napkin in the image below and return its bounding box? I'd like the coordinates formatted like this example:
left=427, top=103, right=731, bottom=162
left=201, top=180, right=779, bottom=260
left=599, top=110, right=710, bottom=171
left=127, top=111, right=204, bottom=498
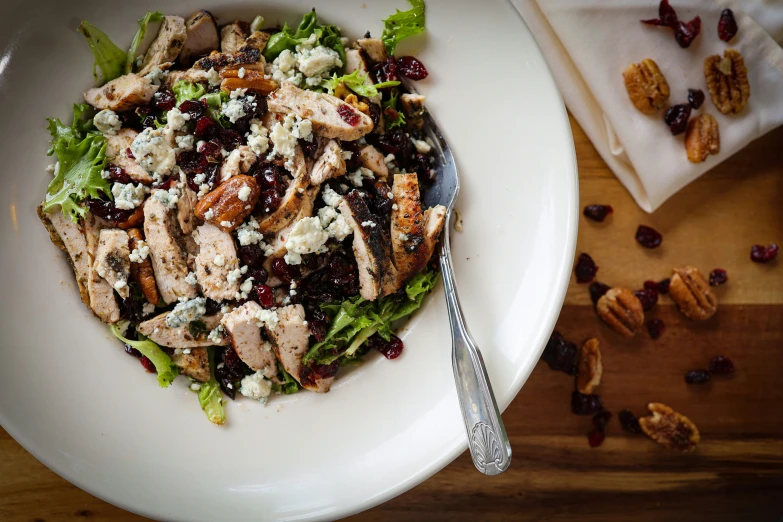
left=511, top=0, right=783, bottom=212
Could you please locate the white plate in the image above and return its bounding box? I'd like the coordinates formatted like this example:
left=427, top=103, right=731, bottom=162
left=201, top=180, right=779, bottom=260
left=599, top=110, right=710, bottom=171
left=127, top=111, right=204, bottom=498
left=0, top=0, right=577, bottom=520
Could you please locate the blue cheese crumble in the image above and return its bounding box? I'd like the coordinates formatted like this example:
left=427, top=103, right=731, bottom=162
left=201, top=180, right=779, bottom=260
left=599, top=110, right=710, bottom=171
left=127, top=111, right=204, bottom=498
left=166, top=297, right=207, bottom=328
left=93, top=109, right=122, bottom=135
left=239, top=371, right=272, bottom=403
left=112, top=182, right=148, bottom=210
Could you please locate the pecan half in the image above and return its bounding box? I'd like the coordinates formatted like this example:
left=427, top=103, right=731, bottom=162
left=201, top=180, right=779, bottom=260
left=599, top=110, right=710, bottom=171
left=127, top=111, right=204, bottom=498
left=639, top=402, right=700, bottom=453
left=704, top=49, right=750, bottom=115
left=220, top=69, right=278, bottom=96
left=117, top=206, right=145, bottom=230
left=685, top=114, right=720, bottom=163
left=127, top=227, right=159, bottom=305
left=596, top=288, right=644, bottom=337
left=194, top=175, right=260, bottom=232
left=576, top=338, right=603, bottom=395
left=669, top=266, right=718, bottom=320
left=623, top=59, right=670, bottom=115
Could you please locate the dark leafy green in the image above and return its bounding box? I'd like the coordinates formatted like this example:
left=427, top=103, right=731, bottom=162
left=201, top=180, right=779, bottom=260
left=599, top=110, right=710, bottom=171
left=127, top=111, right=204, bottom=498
left=110, top=323, right=179, bottom=388
left=323, top=70, right=400, bottom=98
left=126, top=11, right=165, bottom=74
left=202, top=91, right=232, bottom=128
left=381, top=0, right=426, bottom=55
left=272, top=363, right=301, bottom=395
left=172, top=80, right=206, bottom=105
left=193, top=347, right=226, bottom=425
left=78, top=20, right=127, bottom=84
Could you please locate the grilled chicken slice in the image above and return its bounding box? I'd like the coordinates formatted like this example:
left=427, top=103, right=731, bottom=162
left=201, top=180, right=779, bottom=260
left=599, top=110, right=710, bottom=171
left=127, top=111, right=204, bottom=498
left=177, top=186, right=199, bottom=235
left=390, top=174, right=427, bottom=284
left=345, top=49, right=370, bottom=76
left=220, top=145, right=257, bottom=182
left=139, top=313, right=228, bottom=349
left=144, top=194, right=198, bottom=304
left=179, top=10, right=219, bottom=66
left=257, top=146, right=310, bottom=234
left=193, top=223, right=240, bottom=301
left=194, top=46, right=262, bottom=71
left=267, top=83, right=374, bottom=141
left=245, top=31, right=271, bottom=53
left=165, top=68, right=212, bottom=87
left=37, top=205, right=91, bottom=307
left=262, top=187, right=316, bottom=286
left=138, top=16, right=188, bottom=76
left=339, top=191, right=391, bottom=301
left=423, top=205, right=447, bottom=252
left=359, top=145, right=388, bottom=179
left=83, top=74, right=158, bottom=112
left=106, top=129, right=153, bottom=184
left=94, top=229, right=131, bottom=300
left=171, top=347, right=211, bottom=382
left=84, top=214, right=121, bottom=323
left=400, top=93, right=426, bottom=128
left=220, top=21, right=250, bottom=53
left=356, top=38, right=387, bottom=63
left=309, top=139, right=346, bottom=185
left=265, top=304, right=334, bottom=393
left=220, top=302, right=278, bottom=379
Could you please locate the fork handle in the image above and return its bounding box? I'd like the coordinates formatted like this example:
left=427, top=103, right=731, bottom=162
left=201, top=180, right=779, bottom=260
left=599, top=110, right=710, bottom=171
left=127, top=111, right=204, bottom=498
left=439, top=225, right=512, bottom=475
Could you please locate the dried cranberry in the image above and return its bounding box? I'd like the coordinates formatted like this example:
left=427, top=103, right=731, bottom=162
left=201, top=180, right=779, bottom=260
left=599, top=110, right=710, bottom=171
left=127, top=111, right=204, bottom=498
left=140, top=356, right=156, bottom=373
left=337, top=104, right=361, bottom=127
left=307, top=309, right=330, bottom=342
left=664, top=104, right=692, bottom=135
left=238, top=245, right=265, bottom=269
left=178, top=99, right=205, bottom=120
left=203, top=163, right=220, bottom=188
left=312, top=361, right=340, bottom=379
left=589, top=282, right=611, bottom=305
left=685, top=369, right=711, bottom=384
left=205, top=298, right=222, bottom=315
left=587, top=429, right=606, bottom=448
left=717, top=8, right=738, bottom=42
left=195, top=116, right=219, bottom=139
left=373, top=56, right=399, bottom=83
left=253, top=284, right=274, bottom=308
left=370, top=181, right=394, bottom=216
left=259, top=189, right=282, bottom=213
left=368, top=102, right=381, bottom=130
left=571, top=391, right=604, bottom=415
left=105, top=163, right=131, bottom=184
left=709, top=268, right=728, bottom=286
left=635, top=225, right=663, bottom=249
left=126, top=147, right=136, bottom=160
left=177, top=150, right=207, bottom=178
left=152, top=88, right=176, bottom=111
left=246, top=268, right=268, bottom=286
left=86, top=199, right=134, bottom=224
left=396, top=56, right=429, bottom=80
left=618, top=409, right=642, bottom=434
left=574, top=253, right=599, bottom=284
left=644, top=280, right=658, bottom=292
left=541, top=331, right=578, bottom=375
left=634, top=288, right=658, bottom=311
left=709, top=355, right=735, bottom=374
left=368, top=333, right=405, bottom=359
left=657, top=278, right=670, bottom=294
left=750, top=243, right=779, bottom=263
left=647, top=318, right=665, bottom=340
left=688, top=88, right=705, bottom=109
left=583, top=204, right=613, bottom=222
left=271, top=258, right=300, bottom=284
left=124, top=345, right=142, bottom=358
left=592, top=411, right=613, bottom=431
left=411, top=153, right=434, bottom=182
left=674, top=17, right=701, bottom=48
left=200, top=140, right=223, bottom=163
left=219, top=129, right=243, bottom=152
left=300, top=138, right=319, bottom=159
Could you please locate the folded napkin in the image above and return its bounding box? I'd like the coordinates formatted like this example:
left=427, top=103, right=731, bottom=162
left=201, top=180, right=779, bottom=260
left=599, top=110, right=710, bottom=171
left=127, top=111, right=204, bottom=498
left=511, top=0, right=783, bottom=212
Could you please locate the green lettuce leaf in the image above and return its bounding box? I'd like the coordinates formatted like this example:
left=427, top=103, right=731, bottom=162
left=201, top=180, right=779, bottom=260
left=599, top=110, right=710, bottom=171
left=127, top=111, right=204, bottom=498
left=381, top=0, right=426, bottom=55
left=383, top=92, right=406, bottom=130
left=173, top=80, right=207, bottom=105
left=78, top=20, right=127, bottom=84
left=323, top=70, right=400, bottom=98
left=272, top=363, right=301, bottom=395
left=43, top=104, right=110, bottom=221
left=110, top=323, right=179, bottom=388
left=126, top=11, right=165, bottom=74
left=192, top=347, right=226, bottom=425
left=201, top=91, right=231, bottom=128
left=263, top=10, right=345, bottom=69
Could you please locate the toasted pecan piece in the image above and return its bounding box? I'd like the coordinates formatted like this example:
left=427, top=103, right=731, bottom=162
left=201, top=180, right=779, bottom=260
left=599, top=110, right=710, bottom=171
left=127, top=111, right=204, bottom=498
left=220, top=68, right=278, bottom=96
left=639, top=402, right=700, bottom=453
left=669, top=266, right=718, bottom=320
left=623, top=59, right=670, bottom=115
left=576, top=338, right=603, bottom=394
left=118, top=206, right=145, bottom=229
left=194, top=175, right=260, bottom=232
left=127, top=227, right=160, bottom=305
left=685, top=114, right=720, bottom=163
left=596, top=288, right=644, bottom=337
left=704, top=48, right=750, bottom=115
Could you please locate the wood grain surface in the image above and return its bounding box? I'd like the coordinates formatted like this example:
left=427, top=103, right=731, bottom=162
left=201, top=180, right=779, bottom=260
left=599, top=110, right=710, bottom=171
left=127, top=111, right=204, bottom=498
left=2, top=117, right=781, bottom=522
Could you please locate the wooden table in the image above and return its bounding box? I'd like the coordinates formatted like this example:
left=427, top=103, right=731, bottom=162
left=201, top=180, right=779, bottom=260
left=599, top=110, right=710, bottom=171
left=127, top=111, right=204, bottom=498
left=2, top=117, right=781, bottom=522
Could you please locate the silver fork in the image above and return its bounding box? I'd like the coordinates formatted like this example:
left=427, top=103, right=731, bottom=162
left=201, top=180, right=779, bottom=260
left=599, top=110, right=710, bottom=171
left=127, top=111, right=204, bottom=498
left=407, top=82, right=512, bottom=476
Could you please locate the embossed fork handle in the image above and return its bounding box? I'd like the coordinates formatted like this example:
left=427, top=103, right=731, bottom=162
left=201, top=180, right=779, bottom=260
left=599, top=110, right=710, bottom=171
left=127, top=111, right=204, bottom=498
left=439, top=224, right=512, bottom=475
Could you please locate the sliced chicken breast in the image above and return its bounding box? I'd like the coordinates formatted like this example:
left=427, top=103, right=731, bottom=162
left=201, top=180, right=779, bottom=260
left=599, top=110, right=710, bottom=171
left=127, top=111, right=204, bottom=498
left=220, top=21, right=250, bottom=53
left=144, top=194, right=198, bottom=304
left=84, top=214, right=121, bottom=323
left=177, top=185, right=199, bottom=235
left=193, top=223, right=240, bottom=301
left=245, top=31, right=271, bottom=53
left=139, top=313, right=228, bottom=349
left=344, top=50, right=381, bottom=106
left=179, top=10, right=219, bottom=66
left=423, top=205, right=447, bottom=252
left=221, top=302, right=278, bottom=379
left=220, top=145, right=257, bottom=182
left=94, top=229, right=131, bottom=300
left=37, top=205, right=91, bottom=307
left=267, top=83, right=374, bottom=141
left=359, top=145, right=388, bottom=179
left=390, top=174, right=427, bottom=284
left=356, top=38, right=387, bottom=63
left=400, top=93, right=426, bottom=128
left=106, top=129, right=153, bottom=184
left=171, top=347, right=211, bottom=382
left=139, top=16, right=188, bottom=76
left=338, top=191, right=390, bottom=301
left=309, top=139, right=346, bottom=185
left=194, top=46, right=262, bottom=71
left=165, top=68, right=212, bottom=87
left=257, top=146, right=310, bottom=234
left=264, top=304, right=333, bottom=393
left=84, top=74, right=158, bottom=112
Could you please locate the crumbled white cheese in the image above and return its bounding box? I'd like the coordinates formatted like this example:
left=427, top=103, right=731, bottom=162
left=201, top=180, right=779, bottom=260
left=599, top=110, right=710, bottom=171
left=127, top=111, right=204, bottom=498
left=253, top=308, right=279, bottom=330
left=239, top=371, right=272, bottom=403
left=166, top=297, right=207, bottom=328
left=144, top=67, right=168, bottom=86
left=213, top=254, right=225, bottom=267
left=112, top=182, right=148, bottom=210
left=153, top=187, right=180, bottom=209
left=392, top=203, right=399, bottom=210
left=284, top=217, right=329, bottom=265
left=222, top=98, right=247, bottom=123
left=113, top=279, right=127, bottom=291
left=268, top=114, right=313, bottom=169
left=317, top=206, right=352, bottom=241
left=238, top=184, right=252, bottom=202
left=130, top=127, right=176, bottom=179
left=220, top=220, right=233, bottom=228
left=175, top=134, right=195, bottom=151
left=266, top=49, right=304, bottom=87
left=46, top=162, right=59, bottom=176
left=347, top=167, right=375, bottom=187
left=238, top=67, right=246, bottom=78
left=93, top=109, right=122, bottom=136
left=185, top=271, right=198, bottom=285
left=322, top=186, right=343, bottom=208
left=142, top=302, right=156, bottom=316
left=129, top=241, right=150, bottom=263
left=413, top=139, right=432, bottom=154
left=166, top=108, right=190, bottom=132
left=207, top=325, right=225, bottom=344
left=296, top=46, right=343, bottom=86
left=204, top=208, right=215, bottom=220
left=235, top=217, right=275, bottom=255
left=399, top=232, right=409, bottom=241
left=190, top=382, right=202, bottom=391
left=226, top=267, right=243, bottom=286
left=245, top=119, right=269, bottom=155
left=206, top=68, right=221, bottom=87
left=341, top=151, right=353, bottom=161
left=361, top=220, right=376, bottom=228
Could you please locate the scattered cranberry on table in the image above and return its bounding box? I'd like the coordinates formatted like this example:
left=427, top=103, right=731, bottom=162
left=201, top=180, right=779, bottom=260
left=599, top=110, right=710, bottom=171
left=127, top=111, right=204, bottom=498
left=635, top=225, right=663, bottom=249
left=664, top=103, right=692, bottom=135
left=688, top=88, right=705, bottom=109
left=641, top=0, right=702, bottom=48
left=709, top=268, right=728, bottom=286
left=619, top=409, right=643, bottom=434
left=750, top=243, right=779, bottom=263
left=685, top=369, right=711, bottom=384
left=574, top=253, right=599, bottom=283
left=634, top=288, right=659, bottom=311
left=647, top=319, right=666, bottom=340
left=583, top=204, right=614, bottom=222
left=709, top=355, right=735, bottom=374
left=589, top=282, right=611, bottom=305
left=717, top=8, right=738, bottom=42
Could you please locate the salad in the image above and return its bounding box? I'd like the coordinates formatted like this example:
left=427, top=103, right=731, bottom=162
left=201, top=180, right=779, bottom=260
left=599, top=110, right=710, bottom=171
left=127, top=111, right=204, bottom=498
left=38, top=1, right=446, bottom=425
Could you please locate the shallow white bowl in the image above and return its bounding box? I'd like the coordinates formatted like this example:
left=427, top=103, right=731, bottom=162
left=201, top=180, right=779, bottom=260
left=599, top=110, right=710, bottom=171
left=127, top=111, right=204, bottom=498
left=0, top=0, right=577, bottom=520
